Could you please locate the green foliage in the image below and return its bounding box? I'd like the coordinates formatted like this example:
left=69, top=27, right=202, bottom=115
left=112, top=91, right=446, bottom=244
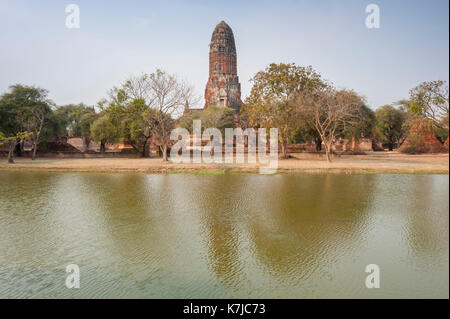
left=0, top=131, right=31, bottom=146
left=0, top=84, right=51, bottom=141
left=89, top=114, right=116, bottom=152
left=434, top=125, right=449, bottom=143
left=118, top=98, right=151, bottom=141
left=243, top=63, right=325, bottom=127
left=103, top=70, right=192, bottom=159
left=178, top=111, right=201, bottom=133
left=179, top=106, right=235, bottom=134
left=201, top=106, right=235, bottom=131
left=101, top=92, right=152, bottom=156
left=375, top=105, right=406, bottom=150
left=53, top=104, right=96, bottom=136
left=143, top=108, right=174, bottom=145
left=242, top=63, right=325, bottom=157
left=0, top=85, right=47, bottom=135
left=401, top=133, right=425, bottom=154
left=409, top=80, right=449, bottom=131
left=90, top=115, right=116, bottom=143
left=342, top=105, right=376, bottom=140
left=0, top=84, right=53, bottom=160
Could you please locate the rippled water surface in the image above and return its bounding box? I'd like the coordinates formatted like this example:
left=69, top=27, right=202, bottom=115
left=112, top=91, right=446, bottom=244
left=0, top=171, right=448, bottom=298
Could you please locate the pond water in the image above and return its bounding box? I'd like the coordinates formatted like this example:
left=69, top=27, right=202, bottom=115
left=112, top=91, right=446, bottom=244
left=0, top=171, right=448, bottom=298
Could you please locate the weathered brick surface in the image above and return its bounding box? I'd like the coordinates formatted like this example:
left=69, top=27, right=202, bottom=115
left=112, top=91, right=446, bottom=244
left=204, top=21, right=242, bottom=111
left=443, top=137, right=449, bottom=153
left=399, top=119, right=444, bottom=153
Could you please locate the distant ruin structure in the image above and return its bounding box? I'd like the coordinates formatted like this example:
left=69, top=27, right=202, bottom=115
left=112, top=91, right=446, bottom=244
left=399, top=118, right=445, bottom=153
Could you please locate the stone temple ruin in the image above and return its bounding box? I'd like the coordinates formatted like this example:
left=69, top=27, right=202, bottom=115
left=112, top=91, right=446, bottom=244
left=399, top=118, right=447, bottom=153
left=204, top=21, right=242, bottom=111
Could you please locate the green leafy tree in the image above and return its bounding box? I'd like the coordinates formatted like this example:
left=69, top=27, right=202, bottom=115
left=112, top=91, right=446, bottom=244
left=375, top=105, right=406, bottom=151
left=0, top=131, right=31, bottom=162
left=0, top=84, right=50, bottom=162
left=200, top=106, right=235, bottom=133
left=0, top=92, right=25, bottom=163
left=53, top=104, right=96, bottom=136
left=101, top=87, right=152, bottom=157
left=242, top=63, right=326, bottom=158
left=178, top=111, right=201, bottom=133
left=179, top=106, right=235, bottom=134
left=106, top=71, right=194, bottom=160
left=90, top=114, right=117, bottom=153
left=119, top=98, right=153, bottom=157
left=341, top=104, right=376, bottom=141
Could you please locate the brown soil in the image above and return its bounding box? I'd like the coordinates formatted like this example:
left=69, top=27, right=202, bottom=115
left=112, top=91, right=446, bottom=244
left=1, top=152, right=448, bottom=174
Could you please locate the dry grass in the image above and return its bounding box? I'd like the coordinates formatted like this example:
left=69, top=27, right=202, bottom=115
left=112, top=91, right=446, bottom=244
left=0, top=152, right=448, bottom=174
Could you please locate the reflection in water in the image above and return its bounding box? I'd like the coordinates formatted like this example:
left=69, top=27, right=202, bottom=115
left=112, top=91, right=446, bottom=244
left=0, top=171, right=448, bottom=298
left=403, top=176, right=449, bottom=258
left=245, top=176, right=375, bottom=287
left=193, top=176, right=249, bottom=290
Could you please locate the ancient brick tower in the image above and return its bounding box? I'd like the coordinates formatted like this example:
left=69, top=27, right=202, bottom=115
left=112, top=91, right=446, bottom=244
left=204, top=21, right=242, bottom=111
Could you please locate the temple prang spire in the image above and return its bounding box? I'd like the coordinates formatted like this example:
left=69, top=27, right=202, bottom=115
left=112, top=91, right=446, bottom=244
left=204, top=21, right=242, bottom=111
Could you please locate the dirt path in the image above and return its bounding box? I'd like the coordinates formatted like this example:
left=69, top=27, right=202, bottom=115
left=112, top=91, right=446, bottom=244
left=0, top=152, right=448, bottom=174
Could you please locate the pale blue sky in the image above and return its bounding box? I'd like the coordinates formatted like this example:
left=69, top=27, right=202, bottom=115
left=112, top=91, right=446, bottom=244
left=0, top=0, right=448, bottom=109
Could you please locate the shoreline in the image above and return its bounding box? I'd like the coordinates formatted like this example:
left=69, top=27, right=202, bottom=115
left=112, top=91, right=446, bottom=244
left=0, top=152, right=448, bottom=175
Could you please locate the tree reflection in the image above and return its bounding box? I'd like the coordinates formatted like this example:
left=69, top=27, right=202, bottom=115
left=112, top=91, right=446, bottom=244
left=243, top=175, right=376, bottom=284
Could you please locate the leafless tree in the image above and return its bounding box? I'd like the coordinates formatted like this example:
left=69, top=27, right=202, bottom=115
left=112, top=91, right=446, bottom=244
left=409, top=80, right=449, bottom=131
left=26, top=104, right=50, bottom=160
left=146, top=70, right=194, bottom=161
left=107, top=70, right=195, bottom=160
left=297, top=86, right=365, bottom=162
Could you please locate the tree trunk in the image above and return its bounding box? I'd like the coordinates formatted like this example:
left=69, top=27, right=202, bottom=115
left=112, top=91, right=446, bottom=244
left=15, top=142, right=22, bottom=157
left=281, top=141, right=288, bottom=159
left=32, top=142, right=38, bottom=160
left=388, top=142, right=393, bottom=151
left=20, top=139, right=25, bottom=155
left=130, top=142, right=140, bottom=155
left=100, top=140, right=106, bottom=153
left=324, top=142, right=332, bottom=162
left=33, top=120, right=44, bottom=160
left=315, top=137, right=322, bottom=151
left=142, top=138, right=150, bottom=157
left=7, top=139, right=16, bottom=164
left=162, top=144, right=168, bottom=161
